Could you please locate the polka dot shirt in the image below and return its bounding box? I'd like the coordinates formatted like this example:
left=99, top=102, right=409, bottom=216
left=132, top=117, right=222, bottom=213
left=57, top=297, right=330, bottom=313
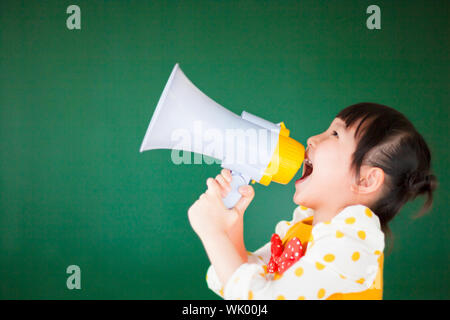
left=206, top=205, right=385, bottom=300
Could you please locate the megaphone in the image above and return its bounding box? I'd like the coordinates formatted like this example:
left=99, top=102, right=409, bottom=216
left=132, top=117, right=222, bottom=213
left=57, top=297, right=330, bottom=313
left=140, top=63, right=305, bottom=208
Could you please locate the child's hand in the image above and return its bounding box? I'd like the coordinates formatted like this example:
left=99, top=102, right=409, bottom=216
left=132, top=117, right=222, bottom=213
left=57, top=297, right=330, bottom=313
left=214, top=169, right=255, bottom=215
left=188, top=170, right=255, bottom=239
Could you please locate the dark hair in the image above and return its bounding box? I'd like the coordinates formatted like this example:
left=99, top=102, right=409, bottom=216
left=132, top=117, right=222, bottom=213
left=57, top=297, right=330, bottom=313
left=336, top=103, right=437, bottom=238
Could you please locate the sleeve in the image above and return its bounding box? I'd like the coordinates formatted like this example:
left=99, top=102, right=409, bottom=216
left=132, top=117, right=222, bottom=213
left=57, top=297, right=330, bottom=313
left=221, top=206, right=385, bottom=300
left=206, top=242, right=271, bottom=298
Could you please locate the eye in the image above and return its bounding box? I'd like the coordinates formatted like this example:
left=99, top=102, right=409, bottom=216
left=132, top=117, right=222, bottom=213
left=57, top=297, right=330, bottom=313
left=331, top=130, right=339, bottom=138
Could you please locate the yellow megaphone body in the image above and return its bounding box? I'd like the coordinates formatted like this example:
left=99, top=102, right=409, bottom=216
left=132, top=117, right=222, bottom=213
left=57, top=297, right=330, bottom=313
left=140, top=63, right=305, bottom=208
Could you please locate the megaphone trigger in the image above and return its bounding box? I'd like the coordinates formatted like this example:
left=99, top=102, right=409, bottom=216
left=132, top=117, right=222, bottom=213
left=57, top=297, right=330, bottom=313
left=222, top=171, right=251, bottom=209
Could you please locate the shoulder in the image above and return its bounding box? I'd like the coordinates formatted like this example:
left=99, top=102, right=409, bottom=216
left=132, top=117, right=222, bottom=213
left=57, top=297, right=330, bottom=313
left=305, top=205, right=385, bottom=287
left=312, top=204, right=384, bottom=246
left=335, top=204, right=382, bottom=230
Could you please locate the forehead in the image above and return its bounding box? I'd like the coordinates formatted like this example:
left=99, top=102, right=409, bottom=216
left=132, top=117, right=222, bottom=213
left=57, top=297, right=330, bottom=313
left=332, top=118, right=345, bottom=126
left=331, top=117, right=348, bottom=129
left=331, top=118, right=359, bottom=137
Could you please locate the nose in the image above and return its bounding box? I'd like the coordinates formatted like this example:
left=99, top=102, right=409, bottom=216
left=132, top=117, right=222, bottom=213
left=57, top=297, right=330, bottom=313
left=307, top=135, right=318, bottom=149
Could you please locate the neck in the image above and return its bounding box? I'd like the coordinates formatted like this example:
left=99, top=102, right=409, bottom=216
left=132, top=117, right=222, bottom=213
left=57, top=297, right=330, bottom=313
left=312, top=204, right=346, bottom=226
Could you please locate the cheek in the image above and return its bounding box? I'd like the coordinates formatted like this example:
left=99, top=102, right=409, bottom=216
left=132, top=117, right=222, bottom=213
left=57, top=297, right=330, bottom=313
left=315, top=146, right=342, bottom=173
left=314, top=148, right=352, bottom=183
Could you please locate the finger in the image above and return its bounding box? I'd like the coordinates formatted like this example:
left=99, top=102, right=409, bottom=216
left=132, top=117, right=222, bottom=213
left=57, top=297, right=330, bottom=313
left=215, top=174, right=231, bottom=196
left=206, top=177, right=222, bottom=198
left=233, top=185, right=255, bottom=216
left=221, top=169, right=232, bottom=182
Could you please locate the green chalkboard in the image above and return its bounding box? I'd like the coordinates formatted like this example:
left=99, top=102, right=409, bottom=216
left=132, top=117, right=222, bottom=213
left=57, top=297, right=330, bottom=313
left=0, top=0, right=448, bottom=299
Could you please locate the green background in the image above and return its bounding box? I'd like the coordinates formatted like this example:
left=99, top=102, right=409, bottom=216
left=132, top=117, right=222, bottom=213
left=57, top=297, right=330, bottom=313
left=0, top=0, right=448, bottom=299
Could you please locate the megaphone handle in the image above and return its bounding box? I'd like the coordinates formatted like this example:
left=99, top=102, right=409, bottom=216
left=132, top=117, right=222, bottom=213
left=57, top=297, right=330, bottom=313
left=222, top=172, right=251, bottom=209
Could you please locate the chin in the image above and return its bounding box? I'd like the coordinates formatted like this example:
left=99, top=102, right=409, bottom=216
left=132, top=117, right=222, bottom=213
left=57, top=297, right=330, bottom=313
left=293, top=190, right=308, bottom=206
left=293, top=188, right=319, bottom=210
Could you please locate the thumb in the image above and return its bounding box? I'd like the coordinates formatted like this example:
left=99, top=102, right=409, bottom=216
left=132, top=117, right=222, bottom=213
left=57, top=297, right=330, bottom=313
left=233, top=185, right=255, bottom=216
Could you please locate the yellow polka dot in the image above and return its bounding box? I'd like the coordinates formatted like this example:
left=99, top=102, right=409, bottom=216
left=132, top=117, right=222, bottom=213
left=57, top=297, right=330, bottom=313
left=374, top=250, right=382, bottom=255
left=317, top=288, right=326, bottom=299
left=315, top=262, right=325, bottom=270
left=297, top=296, right=305, bottom=300
left=300, top=205, right=308, bottom=210
left=345, top=217, right=356, bottom=224
left=219, top=287, right=224, bottom=296
left=286, top=221, right=291, bottom=226
left=323, top=254, right=335, bottom=263
left=263, top=265, right=268, bottom=274
left=295, top=267, right=304, bottom=277
left=365, top=207, right=373, bottom=217
left=357, top=230, right=366, bottom=240
left=276, top=295, right=286, bottom=300
left=356, top=278, right=365, bottom=284
left=352, top=251, right=360, bottom=261
left=248, top=291, right=253, bottom=300
left=205, top=274, right=208, bottom=281
left=339, top=274, right=346, bottom=279
left=336, top=230, right=344, bottom=238
left=274, top=273, right=283, bottom=280
left=323, top=220, right=331, bottom=225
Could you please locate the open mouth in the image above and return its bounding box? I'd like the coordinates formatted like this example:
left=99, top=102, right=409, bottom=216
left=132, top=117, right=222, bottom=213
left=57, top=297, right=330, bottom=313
left=297, top=158, right=313, bottom=182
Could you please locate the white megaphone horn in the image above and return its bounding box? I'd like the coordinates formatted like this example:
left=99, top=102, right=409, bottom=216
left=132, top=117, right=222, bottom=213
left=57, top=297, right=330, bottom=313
left=140, top=63, right=305, bottom=208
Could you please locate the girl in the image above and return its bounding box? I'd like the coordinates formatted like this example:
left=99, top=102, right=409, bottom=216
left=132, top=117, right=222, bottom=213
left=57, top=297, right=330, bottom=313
left=187, top=102, right=437, bottom=300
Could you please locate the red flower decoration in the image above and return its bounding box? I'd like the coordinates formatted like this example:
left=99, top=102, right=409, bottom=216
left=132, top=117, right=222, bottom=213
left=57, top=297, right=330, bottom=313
left=267, top=234, right=304, bottom=275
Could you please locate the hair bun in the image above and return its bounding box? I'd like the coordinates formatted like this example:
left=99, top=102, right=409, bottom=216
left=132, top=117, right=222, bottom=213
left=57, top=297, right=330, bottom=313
left=405, top=171, right=418, bottom=188
left=405, top=171, right=437, bottom=195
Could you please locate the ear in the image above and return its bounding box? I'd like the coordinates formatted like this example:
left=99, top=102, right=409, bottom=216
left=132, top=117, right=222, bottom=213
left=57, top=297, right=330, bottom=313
left=351, top=165, right=385, bottom=195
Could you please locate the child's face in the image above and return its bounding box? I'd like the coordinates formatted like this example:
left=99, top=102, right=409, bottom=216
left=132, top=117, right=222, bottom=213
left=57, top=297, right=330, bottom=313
left=293, top=118, right=359, bottom=210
